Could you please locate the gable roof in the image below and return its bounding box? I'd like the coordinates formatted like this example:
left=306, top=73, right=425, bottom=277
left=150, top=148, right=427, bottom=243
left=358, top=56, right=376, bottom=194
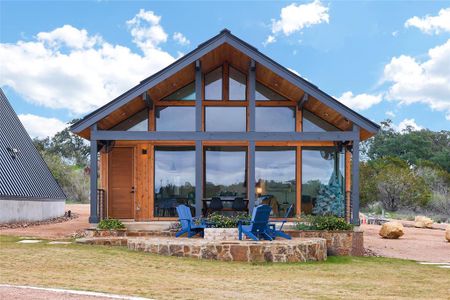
left=71, top=29, right=380, bottom=136
left=0, top=89, right=66, bottom=200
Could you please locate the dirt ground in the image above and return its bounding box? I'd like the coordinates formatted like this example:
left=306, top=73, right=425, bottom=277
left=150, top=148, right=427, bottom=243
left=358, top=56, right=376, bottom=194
left=1, top=204, right=448, bottom=262
left=362, top=222, right=450, bottom=263
left=0, top=204, right=90, bottom=239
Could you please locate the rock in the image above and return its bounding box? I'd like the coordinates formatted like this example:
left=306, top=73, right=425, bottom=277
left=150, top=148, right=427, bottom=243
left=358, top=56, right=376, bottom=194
left=414, top=216, right=434, bottom=229
left=446, top=225, right=450, bottom=242
left=379, top=222, right=404, bottom=239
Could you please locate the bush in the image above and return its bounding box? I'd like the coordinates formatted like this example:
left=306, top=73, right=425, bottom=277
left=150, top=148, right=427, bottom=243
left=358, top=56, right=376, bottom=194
left=295, top=215, right=353, bottom=231
left=206, top=212, right=250, bottom=228
left=98, top=219, right=125, bottom=230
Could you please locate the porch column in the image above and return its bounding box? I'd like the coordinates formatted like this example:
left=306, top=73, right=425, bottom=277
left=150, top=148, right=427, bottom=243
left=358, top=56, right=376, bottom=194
left=195, top=60, right=203, bottom=218
left=351, top=125, right=360, bottom=225
left=89, top=124, right=99, bottom=224
left=248, top=59, right=256, bottom=213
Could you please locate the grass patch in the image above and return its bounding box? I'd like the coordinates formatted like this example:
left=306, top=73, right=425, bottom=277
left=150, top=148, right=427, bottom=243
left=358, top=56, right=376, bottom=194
left=1, top=235, right=449, bottom=299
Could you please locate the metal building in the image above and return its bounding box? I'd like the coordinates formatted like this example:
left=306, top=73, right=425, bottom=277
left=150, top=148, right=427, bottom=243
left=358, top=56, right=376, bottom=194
left=0, top=88, right=66, bottom=223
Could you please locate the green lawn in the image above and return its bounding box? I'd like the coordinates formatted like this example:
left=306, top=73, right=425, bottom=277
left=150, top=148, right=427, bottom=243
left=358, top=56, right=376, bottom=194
left=1, top=235, right=449, bottom=299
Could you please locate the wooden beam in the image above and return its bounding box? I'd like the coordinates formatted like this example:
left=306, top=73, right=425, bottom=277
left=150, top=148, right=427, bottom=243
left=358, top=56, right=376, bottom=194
left=345, top=149, right=351, bottom=223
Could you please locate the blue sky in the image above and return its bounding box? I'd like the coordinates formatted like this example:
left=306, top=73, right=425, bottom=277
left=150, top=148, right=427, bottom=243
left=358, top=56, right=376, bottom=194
left=1, top=1, right=449, bottom=138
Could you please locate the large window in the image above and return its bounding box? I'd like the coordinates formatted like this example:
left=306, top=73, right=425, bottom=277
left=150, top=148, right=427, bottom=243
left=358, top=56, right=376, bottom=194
left=301, top=147, right=345, bottom=217
left=154, top=146, right=195, bottom=217
left=205, top=146, right=247, bottom=199
left=111, top=109, right=148, bottom=131
left=156, top=107, right=195, bottom=131
left=205, top=107, right=246, bottom=131
left=205, top=67, right=222, bottom=100
left=255, top=107, right=295, bottom=132
left=255, top=82, right=287, bottom=101
left=303, top=110, right=339, bottom=132
left=162, top=82, right=195, bottom=101
left=255, top=147, right=296, bottom=217
left=229, top=66, right=246, bottom=100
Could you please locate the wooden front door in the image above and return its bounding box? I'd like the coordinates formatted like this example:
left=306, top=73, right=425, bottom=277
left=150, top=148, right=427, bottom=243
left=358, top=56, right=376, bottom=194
left=108, top=147, right=134, bottom=219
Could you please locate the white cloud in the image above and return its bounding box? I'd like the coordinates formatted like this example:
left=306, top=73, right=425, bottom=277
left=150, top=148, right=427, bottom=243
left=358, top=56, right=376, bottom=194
left=394, top=118, right=423, bottom=132
left=18, top=114, right=67, bottom=138
left=405, top=7, right=450, bottom=34
left=391, top=31, right=399, bottom=37
left=0, top=10, right=176, bottom=115
left=265, top=0, right=329, bottom=44
left=337, top=91, right=383, bottom=110
left=263, top=35, right=276, bottom=46
left=385, top=111, right=396, bottom=118
left=382, top=39, right=450, bottom=118
left=126, top=9, right=168, bottom=54
left=173, top=32, right=190, bottom=46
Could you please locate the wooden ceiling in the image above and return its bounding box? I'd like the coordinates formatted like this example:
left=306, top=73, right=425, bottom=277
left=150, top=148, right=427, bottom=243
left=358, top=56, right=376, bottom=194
left=80, top=42, right=375, bottom=140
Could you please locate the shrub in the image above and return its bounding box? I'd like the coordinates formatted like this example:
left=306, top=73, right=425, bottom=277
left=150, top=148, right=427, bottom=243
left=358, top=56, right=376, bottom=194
left=98, top=219, right=125, bottom=230
left=206, top=212, right=250, bottom=228
left=295, top=215, right=353, bottom=231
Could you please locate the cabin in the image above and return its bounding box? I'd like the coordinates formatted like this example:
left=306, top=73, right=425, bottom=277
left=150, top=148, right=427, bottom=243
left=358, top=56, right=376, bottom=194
left=71, top=30, right=379, bottom=225
left=0, top=89, right=66, bottom=223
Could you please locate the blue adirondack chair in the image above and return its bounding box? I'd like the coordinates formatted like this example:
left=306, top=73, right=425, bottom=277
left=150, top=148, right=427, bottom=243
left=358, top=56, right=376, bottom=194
left=268, top=204, right=293, bottom=240
left=238, top=204, right=273, bottom=241
left=175, top=205, right=206, bottom=238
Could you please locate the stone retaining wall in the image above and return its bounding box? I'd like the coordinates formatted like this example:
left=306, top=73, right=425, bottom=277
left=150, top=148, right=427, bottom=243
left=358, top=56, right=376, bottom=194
left=128, top=237, right=327, bottom=263
left=285, top=230, right=364, bottom=256
left=204, top=228, right=239, bottom=241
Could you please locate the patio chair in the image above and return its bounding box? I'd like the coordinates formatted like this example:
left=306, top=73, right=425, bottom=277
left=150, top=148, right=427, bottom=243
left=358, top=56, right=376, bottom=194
left=268, top=204, right=293, bottom=240
left=175, top=205, right=206, bottom=238
left=208, top=197, right=223, bottom=215
left=232, top=197, right=247, bottom=213
left=238, top=204, right=273, bottom=241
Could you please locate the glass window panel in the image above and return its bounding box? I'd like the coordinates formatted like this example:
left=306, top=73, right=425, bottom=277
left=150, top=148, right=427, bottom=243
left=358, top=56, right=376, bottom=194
left=301, top=147, right=345, bottom=217
left=255, top=147, right=296, bottom=217
left=111, top=110, right=148, bottom=131
left=162, top=82, right=195, bottom=101
left=229, top=66, right=246, bottom=100
left=255, top=107, right=295, bottom=132
left=303, top=110, right=340, bottom=132
left=205, top=146, right=247, bottom=202
left=205, top=107, right=246, bottom=131
left=205, top=67, right=222, bottom=100
left=154, top=146, right=195, bottom=217
left=255, top=82, right=287, bottom=101
left=156, top=107, right=195, bottom=131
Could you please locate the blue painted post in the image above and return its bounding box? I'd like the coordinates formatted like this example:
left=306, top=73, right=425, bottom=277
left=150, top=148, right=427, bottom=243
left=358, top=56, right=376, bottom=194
left=195, top=60, right=203, bottom=218
left=351, top=125, right=360, bottom=225
left=248, top=60, right=256, bottom=213
left=89, top=124, right=99, bottom=224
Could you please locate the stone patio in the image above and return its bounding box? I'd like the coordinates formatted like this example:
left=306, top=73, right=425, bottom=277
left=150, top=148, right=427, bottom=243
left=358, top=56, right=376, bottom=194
left=127, top=237, right=327, bottom=263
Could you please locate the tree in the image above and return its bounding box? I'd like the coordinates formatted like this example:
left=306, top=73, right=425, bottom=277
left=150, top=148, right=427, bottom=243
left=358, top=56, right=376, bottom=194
left=376, top=164, right=431, bottom=211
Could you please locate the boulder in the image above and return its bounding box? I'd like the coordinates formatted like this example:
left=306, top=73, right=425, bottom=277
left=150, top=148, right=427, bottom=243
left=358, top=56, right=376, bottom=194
left=379, top=222, right=404, bottom=239
left=446, top=225, right=450, bottom=242
left=414, top=216, right=434, bottom=229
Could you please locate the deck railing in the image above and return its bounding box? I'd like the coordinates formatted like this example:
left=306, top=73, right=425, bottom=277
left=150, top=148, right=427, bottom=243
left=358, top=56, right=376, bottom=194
left=97, top=189, right=106, bottom=220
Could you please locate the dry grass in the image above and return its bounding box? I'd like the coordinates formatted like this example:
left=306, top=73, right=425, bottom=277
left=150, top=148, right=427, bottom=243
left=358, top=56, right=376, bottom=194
left=0, top=235, right=449, bottom=300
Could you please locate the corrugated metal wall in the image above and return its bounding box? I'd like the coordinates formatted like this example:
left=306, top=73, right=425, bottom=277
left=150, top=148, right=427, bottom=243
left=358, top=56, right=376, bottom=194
left=0, top=89, right=66, bottom=200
